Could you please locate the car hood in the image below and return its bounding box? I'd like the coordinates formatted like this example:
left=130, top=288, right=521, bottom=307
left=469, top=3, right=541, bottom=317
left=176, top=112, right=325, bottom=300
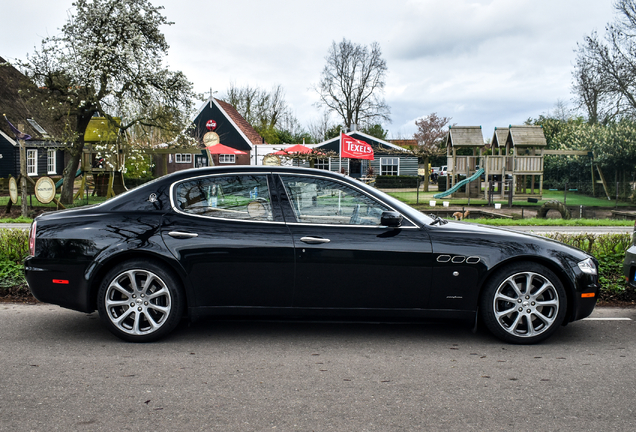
left=426, top=220, right=592, bottom=267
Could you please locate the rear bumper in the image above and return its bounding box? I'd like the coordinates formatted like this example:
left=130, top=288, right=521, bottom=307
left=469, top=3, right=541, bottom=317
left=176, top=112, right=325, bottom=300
left=24, top=257, right=94, bottom=313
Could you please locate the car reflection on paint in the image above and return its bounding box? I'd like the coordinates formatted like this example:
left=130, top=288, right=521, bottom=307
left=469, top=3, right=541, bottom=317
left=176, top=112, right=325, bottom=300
left=25, top=166, right=599, bottom=343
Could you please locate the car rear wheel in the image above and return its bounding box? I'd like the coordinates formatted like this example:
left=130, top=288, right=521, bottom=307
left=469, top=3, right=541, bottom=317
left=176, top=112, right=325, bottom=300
left=480, top=262, right=567, bottom=344
left=97, top=260, right=184, bottom=342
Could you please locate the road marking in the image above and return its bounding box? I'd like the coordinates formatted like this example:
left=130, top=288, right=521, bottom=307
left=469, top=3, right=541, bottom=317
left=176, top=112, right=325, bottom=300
left=583, top=318, right=632, bottom=321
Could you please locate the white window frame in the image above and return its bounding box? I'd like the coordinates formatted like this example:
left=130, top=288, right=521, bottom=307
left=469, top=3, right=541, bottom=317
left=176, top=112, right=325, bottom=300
left=380, top=157, right=400, bottom=176
left=315, top=158, right=330, bottom=170
left=47, top=149, right=57, bottom=174
left=175, top=153, right=192, bottom=164
left=27, top=149, right=38, bottom=176
left=219, top=154, right=235, bottom=164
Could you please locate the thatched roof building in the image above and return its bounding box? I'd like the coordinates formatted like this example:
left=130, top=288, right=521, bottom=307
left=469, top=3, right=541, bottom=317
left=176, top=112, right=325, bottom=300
left=507, top=125, right=547, bottom=147
left=445, top=126, right=485, bottom=148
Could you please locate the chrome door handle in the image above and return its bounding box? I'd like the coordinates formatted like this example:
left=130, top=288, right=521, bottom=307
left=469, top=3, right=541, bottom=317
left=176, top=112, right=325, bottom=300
left=168, top=231, right=199, bottom=238
left=300, top=236, right=331, bottom=244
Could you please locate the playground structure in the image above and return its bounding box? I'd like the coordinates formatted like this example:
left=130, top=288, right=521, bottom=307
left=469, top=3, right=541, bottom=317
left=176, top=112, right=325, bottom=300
left=438, top=125, right=550, bottom=201
left=63, top=117, right=126, bottom=200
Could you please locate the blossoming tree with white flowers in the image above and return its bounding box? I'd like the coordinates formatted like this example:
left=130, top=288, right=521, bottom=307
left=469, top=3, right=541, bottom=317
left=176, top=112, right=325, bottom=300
left=19, top=0, right=196, bottom=204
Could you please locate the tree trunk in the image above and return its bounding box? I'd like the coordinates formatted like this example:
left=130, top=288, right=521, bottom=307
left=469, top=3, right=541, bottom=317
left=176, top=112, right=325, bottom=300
left=422, top=156, right=430, bottom=192
left=60, top=151, right=81, bottom=204
left=60, top=112, right=93, bottom=204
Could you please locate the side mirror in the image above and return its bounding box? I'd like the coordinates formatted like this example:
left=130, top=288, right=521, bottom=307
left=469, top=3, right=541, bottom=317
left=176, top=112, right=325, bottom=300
left=381, top=211, right=403, bottom=227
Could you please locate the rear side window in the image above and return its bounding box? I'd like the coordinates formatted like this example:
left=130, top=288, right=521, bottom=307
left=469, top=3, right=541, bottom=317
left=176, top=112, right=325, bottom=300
left=174, top=175, right=273, bottom=221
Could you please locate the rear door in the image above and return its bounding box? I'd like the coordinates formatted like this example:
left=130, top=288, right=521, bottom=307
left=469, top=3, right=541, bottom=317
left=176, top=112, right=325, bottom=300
left=162, top=173, right=295, bottom=307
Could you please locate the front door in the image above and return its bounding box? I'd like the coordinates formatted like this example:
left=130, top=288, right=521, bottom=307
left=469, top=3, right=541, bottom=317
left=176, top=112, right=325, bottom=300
left=276, top=174, right=432, bottom=309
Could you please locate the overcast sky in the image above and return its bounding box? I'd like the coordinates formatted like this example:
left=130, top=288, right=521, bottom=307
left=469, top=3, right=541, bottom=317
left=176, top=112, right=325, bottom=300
left=1, top=0, right=618, bottom=141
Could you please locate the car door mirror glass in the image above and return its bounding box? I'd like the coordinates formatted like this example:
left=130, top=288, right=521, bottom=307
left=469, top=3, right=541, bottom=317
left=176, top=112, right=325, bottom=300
left=381, top=211, right=403, bottom=227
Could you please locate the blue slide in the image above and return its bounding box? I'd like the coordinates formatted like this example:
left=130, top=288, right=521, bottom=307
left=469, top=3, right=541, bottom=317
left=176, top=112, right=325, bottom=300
left=55, top=169, right=83, bottom=189
left=433, top=168, right=485, bottom=199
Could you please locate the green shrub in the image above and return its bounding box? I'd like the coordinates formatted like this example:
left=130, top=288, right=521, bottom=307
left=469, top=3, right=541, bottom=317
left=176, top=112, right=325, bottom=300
left=0, top=229, right=29, bottom=296
left=0, top=229, right=29, bottom=262
left=543, top=233, right=632, bottom=299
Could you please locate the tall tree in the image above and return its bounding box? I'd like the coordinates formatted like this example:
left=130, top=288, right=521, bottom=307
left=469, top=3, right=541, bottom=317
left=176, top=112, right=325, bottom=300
left=413, top=113, right=452, bottom=153
left=314, top=39, right=390, bottom=129
left=412, top=113, right=452, bottom=191
left=20, top=0, right=195, bottom=203
left=361, top=124, right=388, bottom=140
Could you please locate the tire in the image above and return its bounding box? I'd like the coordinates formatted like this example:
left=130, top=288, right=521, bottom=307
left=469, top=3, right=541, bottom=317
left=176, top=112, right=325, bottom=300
left=97, top=260, right=184, bottom=342
left=537, top=200, right=571, bottom=219
left=480, top=262, right=567, bottom=344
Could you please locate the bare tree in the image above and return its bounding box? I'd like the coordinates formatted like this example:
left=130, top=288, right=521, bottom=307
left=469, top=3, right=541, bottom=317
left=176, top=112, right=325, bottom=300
left=572, top=34, right=620, bottom=123
left=307, top=111, right=335, bottom=143
left=573, top=0, right=636, bottom=122
left=314, top=39, right=390, bottom=129
left=20, top=0, right=195, bottom=203
left=223, top=83, right=292, bottom=132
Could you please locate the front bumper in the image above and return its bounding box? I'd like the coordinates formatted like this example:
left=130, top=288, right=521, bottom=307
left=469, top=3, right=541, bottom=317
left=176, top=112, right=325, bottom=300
left=623, top=244, right=636, bottom=288
left=568, top=259, right=600, bottom=322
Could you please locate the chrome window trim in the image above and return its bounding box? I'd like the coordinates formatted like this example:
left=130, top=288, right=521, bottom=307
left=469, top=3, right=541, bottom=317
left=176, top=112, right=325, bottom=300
left=285, top=222, right=418, bottom=229
left=169, top=172, right=283, bottom=224
left=277, top=172, right=418, bottom=228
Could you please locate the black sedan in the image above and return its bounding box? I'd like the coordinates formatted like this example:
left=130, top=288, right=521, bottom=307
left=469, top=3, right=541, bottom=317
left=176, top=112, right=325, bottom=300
left=25, top=166, right=599, bottom=343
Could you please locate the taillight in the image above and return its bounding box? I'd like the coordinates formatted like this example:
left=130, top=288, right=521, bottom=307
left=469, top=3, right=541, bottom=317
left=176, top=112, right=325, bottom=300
left=29, top=221, right=37, bottom=257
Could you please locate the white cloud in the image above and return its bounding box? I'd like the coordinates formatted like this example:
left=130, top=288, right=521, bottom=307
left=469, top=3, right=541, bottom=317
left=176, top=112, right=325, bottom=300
left=1, top=0, right=617, bottom=140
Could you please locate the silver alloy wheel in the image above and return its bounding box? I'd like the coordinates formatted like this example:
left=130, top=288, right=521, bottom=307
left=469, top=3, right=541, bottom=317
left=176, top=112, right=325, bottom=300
left=104, top=269, right=172, bottom=336
left=492, top=271, right=560, bottom=338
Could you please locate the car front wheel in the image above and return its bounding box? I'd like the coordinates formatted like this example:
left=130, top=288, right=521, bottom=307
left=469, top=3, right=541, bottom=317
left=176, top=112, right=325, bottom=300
left=480, top=262, right=567, bottom=344
left=97, top=260, right=184, bottom=342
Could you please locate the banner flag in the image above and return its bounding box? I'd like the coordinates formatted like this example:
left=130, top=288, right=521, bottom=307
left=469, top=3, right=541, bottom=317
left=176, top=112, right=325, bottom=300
left=340, top=133, right=374, bottom=160
left=3, top=114, right=31, bottom=140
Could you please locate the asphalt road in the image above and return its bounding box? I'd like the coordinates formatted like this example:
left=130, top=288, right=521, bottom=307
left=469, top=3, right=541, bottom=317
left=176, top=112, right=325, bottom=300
left=1, top=304, right=635, bottom=431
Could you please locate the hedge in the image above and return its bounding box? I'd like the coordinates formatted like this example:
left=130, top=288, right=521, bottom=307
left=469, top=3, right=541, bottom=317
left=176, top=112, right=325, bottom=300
left=375, top=175, right=419, bottom=188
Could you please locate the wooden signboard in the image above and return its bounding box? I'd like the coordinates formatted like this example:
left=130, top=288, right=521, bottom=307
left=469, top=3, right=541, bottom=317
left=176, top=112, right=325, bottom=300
left=9, top=176, right=18, bottom=204
left=34, top=177, right=56, bottom=204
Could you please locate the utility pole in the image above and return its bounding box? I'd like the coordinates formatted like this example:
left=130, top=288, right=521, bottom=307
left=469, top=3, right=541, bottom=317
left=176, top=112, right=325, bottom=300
left=18, top=123, right=28, bottom=218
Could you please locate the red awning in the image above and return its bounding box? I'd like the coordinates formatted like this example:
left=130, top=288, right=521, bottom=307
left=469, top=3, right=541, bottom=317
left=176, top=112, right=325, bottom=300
left=206, top=143, right=248, bottom=155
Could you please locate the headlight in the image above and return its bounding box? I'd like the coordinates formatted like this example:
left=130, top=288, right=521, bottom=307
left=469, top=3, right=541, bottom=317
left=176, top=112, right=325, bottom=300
left=578, top=258, right=597, bottom=275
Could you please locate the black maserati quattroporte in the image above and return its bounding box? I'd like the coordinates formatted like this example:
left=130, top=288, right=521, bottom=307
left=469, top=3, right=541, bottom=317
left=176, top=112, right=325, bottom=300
left=25, top=166, right=599, bottom=343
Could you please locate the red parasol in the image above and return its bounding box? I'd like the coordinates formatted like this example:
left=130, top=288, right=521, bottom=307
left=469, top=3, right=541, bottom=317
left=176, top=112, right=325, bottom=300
left=272, top=144, right=314, bottom=155
left=206, top=143, right=248, bottom=155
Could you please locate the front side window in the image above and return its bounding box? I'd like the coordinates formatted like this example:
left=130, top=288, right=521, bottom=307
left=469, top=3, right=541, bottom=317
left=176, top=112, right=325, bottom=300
left=280, top=175, right=389, bottom=226
left=219, top=154, right=235, bottom=164
left=47, top=149, right=56, bottom=174
left=27, top=149, right=37, bottom=176
left=380, top=157, right=399, bottom=176
left=175, top=175, right=273, bottom=221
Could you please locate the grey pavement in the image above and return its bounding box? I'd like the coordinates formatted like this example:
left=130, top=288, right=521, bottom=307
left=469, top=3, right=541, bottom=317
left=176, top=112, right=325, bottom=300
left=1, top=303, right=635, bottom=431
